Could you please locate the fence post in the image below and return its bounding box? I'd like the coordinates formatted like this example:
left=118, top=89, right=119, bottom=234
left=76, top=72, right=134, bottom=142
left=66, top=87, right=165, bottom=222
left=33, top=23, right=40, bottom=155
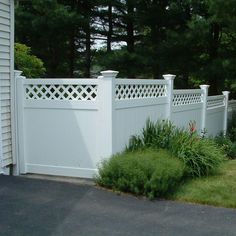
left=200, top=85, right=210, bottom=136
left=16, top=72, right=27, bottom=174
left=222, top=91, right=230, bottom=136
left=12, top=70, right=24, bottom=175
left=163, top=74, right=176, bottom=121
left=98, top=70, right=118, bottom=159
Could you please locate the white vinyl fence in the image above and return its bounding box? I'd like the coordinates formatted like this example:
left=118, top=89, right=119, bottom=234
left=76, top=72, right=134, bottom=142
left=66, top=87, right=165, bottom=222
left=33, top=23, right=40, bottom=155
left=228, top=100, right=236, bottom=120
left=15, top=70, right=234, bottom=178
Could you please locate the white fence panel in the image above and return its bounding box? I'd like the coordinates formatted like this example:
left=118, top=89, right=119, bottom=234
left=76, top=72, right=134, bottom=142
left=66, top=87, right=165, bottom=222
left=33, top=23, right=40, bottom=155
left=172, top=89, right=203, bottom=132
left=113, top=79, right=169, bottom=153
left=207, top=95, right=225, bottom=108
left=114, top=105, right=168, bottom=153
left=206, top=107, right=225, bottom=136
left=172, top=104, right=202, bottom=132
left=228, top=100, right=236, bottom=120
left=17, top=78, right=100, bottom=178
left=24, top=109, right=99, bottom=177
left=205, top=95, right=226, bottom=136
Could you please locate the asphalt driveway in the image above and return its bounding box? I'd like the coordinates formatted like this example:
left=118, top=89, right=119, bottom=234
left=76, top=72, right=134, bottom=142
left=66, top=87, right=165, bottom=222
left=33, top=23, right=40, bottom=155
left=0, top=175, right=235, bottom=236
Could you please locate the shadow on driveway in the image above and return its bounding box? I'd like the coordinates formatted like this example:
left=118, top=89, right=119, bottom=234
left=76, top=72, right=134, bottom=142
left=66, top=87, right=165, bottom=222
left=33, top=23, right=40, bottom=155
left=0, top=175, right=235, bottom=236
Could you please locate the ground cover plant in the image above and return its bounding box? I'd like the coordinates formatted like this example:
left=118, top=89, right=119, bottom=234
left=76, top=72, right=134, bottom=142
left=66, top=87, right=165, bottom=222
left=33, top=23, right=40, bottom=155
left=228, top=111, right=236, bottom=142
left=96, top=149, right=185, bottom=199
left=213, top=112, right=236, bottom=159
left=214, top=135, right=236, bottom=159
left=169, top=160, right=236, bottom=208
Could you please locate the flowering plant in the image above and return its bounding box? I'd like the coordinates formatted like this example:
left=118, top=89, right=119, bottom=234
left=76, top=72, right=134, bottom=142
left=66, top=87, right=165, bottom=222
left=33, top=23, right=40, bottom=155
left=189, top=120, right=197, bottom=134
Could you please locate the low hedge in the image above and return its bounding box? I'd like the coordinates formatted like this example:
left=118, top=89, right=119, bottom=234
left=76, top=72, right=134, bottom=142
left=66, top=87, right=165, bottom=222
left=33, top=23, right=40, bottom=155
left=96, top=149, right=185, bottom=199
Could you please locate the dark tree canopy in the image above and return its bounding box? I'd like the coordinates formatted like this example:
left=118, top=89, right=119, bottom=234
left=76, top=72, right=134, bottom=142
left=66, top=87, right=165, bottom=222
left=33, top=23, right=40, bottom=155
left=15, top=0, right=236, bottom=96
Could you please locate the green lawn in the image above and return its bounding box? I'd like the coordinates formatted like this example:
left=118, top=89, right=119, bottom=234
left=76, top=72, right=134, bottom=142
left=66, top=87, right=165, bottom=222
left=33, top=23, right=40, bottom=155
left=169, top=160, right=236, bottom=208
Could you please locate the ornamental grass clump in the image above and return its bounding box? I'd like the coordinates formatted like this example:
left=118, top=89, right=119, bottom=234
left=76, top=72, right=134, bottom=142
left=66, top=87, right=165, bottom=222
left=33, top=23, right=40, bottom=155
left=127, top=119, right=174, bottom=151
left=127, top=119, right=225, bottom=177
left=96, top=149, right=185, bottom=199
left=169, top=130, right=225, bottom=177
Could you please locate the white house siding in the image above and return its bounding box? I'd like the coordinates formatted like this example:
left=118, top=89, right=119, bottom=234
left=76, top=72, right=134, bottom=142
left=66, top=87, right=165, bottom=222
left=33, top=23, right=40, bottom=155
left=0, top=0, right=13, bottom=168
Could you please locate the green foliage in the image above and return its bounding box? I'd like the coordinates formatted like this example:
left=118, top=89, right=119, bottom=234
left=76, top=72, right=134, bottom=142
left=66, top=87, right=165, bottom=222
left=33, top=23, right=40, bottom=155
left=228, top=111, right=236, bottom=142
left=170, top=132, right=225, bottom=177
left=127, top=120, right=174, bottom=151
left=127, top=120, right=225, bottom=177
left=213, top=112, right=236, bottom=159
left=15, top=0, right=236, bottom=92
left=97, top=120, right=226, bottom=199
left=94, top=48, right=150, bottom=78
left=15, top=0, right=84, bottom=77
left=15, top=43, right=46, bottom=78
left=214, top=135, right=236, bottom=159
left=96, top=149, right=185, bottom=199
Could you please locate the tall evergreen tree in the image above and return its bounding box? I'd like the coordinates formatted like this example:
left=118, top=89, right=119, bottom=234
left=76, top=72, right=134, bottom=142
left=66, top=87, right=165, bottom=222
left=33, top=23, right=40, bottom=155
left=14, top=0, right=236, bottom=95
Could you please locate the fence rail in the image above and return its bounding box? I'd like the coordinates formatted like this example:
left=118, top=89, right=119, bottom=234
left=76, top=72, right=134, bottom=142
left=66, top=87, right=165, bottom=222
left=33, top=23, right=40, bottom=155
left=115, top=80, right=167, bottom=100
left=173, top=89, right=202, bottom=106
left=228, top=99, right=236, bottom=120
left=23, top=78, right=98, bottom=101
left=229, top=100, right=236, bottom=107
left=207, top=95, right=225, bottom=109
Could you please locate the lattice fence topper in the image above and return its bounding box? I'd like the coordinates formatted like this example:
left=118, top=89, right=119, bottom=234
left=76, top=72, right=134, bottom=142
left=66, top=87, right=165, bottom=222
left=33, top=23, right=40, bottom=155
left=115, top=84, right=167, bottom=100
left=207, top=96, right=225, bottom=108
left=25, top=84, right=98, bottom=100
left=173, top=93, right=202, bottom=106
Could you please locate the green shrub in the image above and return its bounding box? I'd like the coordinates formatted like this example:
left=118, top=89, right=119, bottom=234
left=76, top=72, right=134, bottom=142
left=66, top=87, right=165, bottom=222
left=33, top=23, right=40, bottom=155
left=15, top=43, right=46, bottom=78
left=96, top=149, right=185, bottom=199
left=214, top=135, right=236, bottom=159
left=228, top=111, right=236, bottom=142
left=127, top=120, right=225, bottom=177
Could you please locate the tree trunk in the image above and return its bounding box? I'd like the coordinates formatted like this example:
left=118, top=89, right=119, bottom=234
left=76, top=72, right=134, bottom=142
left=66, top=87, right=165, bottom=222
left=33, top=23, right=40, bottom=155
left=208, top=22, right=220, bottom=94
left=68, top=0, right=76, bottom=77
left=69, top=32, right=75, bottom=77
left=182, top=71, right=189, bottom=89
left=107, top=3, right=112, bottom=52
left=126, top=1, right=134, bottom=53
left=85, top=23, right=91, bottom=78
left=79, top=0, right=91, bottom=78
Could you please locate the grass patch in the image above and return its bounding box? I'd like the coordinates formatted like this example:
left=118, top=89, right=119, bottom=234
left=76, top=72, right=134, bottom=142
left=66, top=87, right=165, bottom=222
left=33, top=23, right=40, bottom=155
left=169, top=160, right=236, bottom=208
left=96, top=149, right=185, bottom=199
